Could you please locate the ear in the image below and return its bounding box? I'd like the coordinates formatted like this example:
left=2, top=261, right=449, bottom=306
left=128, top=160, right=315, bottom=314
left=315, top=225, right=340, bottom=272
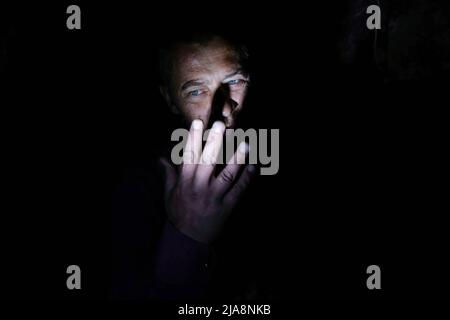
left=159, top=86, right=180, bottom=115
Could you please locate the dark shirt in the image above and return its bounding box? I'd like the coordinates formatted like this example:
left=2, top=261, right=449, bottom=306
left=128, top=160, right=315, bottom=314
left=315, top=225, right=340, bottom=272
left=111, top=157, right=213, bottom=299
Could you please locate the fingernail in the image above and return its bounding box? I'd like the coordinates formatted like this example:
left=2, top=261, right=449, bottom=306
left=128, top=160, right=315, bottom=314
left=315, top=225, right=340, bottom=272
left=192, top=119, right=203, bottom=130
left=212, top=121, right=225, bottom=133
left=239, top=142, right=249, bottom=153
left=222, top=109, right=231, bottom=117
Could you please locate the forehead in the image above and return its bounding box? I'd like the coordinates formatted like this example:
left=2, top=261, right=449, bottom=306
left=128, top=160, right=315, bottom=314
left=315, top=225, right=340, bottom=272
left=170, top=39, right=241, bottom=86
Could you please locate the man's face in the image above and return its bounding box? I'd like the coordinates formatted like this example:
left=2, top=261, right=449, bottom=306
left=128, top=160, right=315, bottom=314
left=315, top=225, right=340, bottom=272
left=163, top=37, right=249, bottom=128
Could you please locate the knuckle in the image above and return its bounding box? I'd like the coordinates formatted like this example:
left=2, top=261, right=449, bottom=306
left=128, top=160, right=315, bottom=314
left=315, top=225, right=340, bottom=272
left=233, top=185, right=245, bottom=196
left=220, top=169, right=235, bottom=183
left=189, top=190, right=202, bottom=200
left=233, top=181, right=248, bottom=196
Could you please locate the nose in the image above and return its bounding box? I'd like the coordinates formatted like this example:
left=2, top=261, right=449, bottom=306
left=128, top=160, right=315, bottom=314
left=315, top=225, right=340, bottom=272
left=210, top=85, right=238, bottom=127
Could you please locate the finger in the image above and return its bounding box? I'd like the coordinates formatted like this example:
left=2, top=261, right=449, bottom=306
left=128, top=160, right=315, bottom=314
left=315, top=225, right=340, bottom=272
left=213, top=141, right=249, bottom=195
left=159, top=157, right=177, bottom=199
left=181, top=119, right=203, bottom=181
left=223, top=164, right=256, bottom=208
left=195, top=121, right=226, bottom=184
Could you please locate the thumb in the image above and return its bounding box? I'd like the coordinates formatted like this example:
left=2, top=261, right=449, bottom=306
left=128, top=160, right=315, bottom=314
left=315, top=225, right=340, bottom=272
left=158, top=157, right=177, bottom=196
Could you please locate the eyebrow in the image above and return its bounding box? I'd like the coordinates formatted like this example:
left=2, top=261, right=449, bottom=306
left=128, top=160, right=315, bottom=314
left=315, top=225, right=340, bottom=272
left=223, top=69, right=245, bottom=80
left=181, top=79, right=205, bottom=91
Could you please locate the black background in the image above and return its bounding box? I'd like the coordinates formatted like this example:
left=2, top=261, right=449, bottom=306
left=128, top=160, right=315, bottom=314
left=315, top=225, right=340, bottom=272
left=1, top=0, right=449, bottom=302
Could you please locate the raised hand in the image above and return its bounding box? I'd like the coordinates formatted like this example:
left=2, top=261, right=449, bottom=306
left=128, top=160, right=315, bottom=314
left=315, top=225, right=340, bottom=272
left=160, top=119, right=255, bottom=244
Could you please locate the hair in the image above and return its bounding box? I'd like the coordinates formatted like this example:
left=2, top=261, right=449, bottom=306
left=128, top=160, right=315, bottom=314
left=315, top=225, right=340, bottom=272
left=157, top=31, right=250, bottom=87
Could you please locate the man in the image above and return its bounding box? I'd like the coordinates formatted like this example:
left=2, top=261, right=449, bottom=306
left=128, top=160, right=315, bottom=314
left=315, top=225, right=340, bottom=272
left=111, top=32, right=256, bottom=299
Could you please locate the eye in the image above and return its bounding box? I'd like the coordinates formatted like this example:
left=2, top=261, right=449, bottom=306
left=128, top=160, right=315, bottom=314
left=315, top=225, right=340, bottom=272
left=188, top=89, right=205, bottom=97
left=228, top=79, right=242, bottom=85
left=227, top=79, right=247, bottom=85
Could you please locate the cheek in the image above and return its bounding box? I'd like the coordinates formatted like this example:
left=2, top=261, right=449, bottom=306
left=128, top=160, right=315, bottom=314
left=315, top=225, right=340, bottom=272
left=230, top=89, right=247, bottom=106
left=178, top=101, right=213, bottom=122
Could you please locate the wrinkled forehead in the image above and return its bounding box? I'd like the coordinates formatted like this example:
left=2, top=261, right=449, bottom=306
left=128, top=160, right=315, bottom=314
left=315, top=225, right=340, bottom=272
left=170, top=39, right=242, bottom=86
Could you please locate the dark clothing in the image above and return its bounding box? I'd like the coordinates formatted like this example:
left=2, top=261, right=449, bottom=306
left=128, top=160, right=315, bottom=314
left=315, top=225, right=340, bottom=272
left=111, top=158, right=213, bottom=299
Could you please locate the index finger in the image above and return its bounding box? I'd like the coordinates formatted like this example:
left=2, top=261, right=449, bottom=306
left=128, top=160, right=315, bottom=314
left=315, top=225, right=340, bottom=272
left=181, top=119, right=203, bottom=181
